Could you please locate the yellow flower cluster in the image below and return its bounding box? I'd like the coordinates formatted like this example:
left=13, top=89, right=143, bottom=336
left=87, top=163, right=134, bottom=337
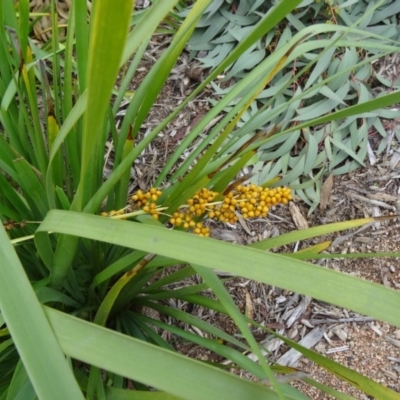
left=129, top=184, right=292, bottom=237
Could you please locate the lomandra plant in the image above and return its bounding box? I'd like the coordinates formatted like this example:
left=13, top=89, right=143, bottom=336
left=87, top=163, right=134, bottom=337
left=0, top=0, right=400, bottom=399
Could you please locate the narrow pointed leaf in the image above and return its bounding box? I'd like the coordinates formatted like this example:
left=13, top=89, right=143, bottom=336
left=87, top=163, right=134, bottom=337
left=37, top=211, right=400, bottom=328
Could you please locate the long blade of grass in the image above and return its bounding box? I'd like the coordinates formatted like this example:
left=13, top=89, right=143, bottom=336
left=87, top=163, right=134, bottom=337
left=134, top=312, right=266, bottom=377
left=312, top=88, right=400, bottom=121
left=45, top=92, right=87, bottom=207
left=0, top=224, right=84, bottom=399
left=45, top=307, right=287, bottom=400
left=12, top=157, right=48, bottom=219
left=16, top=0, right=29, bottom=59
left=74, top=0, right=134, bottom=210
left=74, top=0, right=89, bottom=92
left=251, top=218, right=374, bottom=250
left=292, top=251, right=400, bottom=260
left=37, top=211, right=400, bottom=328
left=62, top=0, right=81, bottom=196
left=5, top=360, right=36, bottom=400
left=144, top=282, right=214, bottom=301
left=137, top=299, right=249, bottom=351
left=303, top=378, right=358, bottom=400
left=122, top=0, right=180, bottom=65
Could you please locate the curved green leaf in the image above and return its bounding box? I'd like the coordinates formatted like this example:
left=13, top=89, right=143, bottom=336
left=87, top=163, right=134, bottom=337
left=46, top=308, right=283, bottom=400
left=0, top=225, right=84, bottom=399
left=37, top=211, right=400, bottom=328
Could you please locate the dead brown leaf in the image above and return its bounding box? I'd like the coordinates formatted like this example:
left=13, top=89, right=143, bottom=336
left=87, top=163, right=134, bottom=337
left=289, top=202, right=309, bottom=230
left=245, top=290, right=253, bottom=326
left=320, top=174, right=334, bottom=211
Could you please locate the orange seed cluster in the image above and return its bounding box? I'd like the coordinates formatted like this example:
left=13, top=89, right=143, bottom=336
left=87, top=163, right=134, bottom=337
left=169, top=188, right=219, bottom=237
left=128, top=184, right=292, bottom=236
left=130, top=188, right=163, bottom=219
left=223, top=184, right=292, bottom=222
